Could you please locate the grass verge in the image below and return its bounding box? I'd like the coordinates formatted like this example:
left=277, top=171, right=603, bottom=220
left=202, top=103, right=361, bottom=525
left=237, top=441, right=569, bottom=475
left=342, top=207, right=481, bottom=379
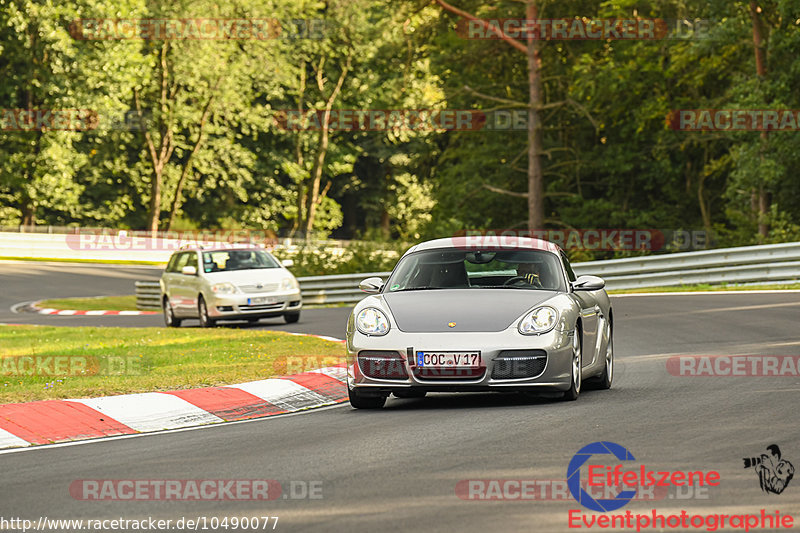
left=0, top=325, right=345, bottom=404
left=37, top=295, right=140, bottom=311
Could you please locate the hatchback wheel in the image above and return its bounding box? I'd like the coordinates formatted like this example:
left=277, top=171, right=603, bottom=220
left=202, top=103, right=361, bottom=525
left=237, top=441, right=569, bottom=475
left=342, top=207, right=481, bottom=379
left=163, top=297, right=181, bottom=328
left=198, top=296, right=216, bottom=328
left=284, top=312, right=300, bottom=324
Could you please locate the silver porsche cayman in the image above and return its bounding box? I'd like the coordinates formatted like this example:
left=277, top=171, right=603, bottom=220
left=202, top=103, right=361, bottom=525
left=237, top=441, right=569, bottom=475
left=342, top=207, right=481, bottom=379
left=345, top=236, right=614, bottom=408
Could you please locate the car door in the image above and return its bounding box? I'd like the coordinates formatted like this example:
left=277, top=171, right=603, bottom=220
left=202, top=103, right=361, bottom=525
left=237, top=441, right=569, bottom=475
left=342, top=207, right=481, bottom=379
left=181, top=251, right=202, bottom=313
left=168, top=252, right=192, bottom=315
left=562, top=252, right=599, bottom=368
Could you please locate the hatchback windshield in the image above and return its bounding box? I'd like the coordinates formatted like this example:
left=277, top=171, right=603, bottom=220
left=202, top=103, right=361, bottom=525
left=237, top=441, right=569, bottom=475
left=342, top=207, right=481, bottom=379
left=202, top=249, right=280, bottom=272
left=384, top=248, right=565, bottom=292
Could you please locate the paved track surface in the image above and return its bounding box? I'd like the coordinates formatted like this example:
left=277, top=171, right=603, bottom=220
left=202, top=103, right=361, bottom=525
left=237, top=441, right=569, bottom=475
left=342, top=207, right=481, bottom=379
left=0, top=261, right=350, bottom=338
left=1, top=262, right=800, bottom=531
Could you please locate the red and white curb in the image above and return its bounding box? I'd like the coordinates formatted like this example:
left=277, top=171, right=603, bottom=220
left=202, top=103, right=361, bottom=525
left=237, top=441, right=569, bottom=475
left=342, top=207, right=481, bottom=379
left=0, top=365, right=348, bottom=450
left=26, top=301, right=158, bottom=316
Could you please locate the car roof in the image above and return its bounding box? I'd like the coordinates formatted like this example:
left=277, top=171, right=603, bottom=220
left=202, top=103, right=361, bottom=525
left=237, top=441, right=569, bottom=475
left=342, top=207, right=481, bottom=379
left=409, top=235, right=563, bottom=256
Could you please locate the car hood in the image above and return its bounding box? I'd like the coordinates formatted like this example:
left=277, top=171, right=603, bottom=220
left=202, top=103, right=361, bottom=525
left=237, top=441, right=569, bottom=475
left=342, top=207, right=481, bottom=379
left=382, top=289, right=558, bottom=332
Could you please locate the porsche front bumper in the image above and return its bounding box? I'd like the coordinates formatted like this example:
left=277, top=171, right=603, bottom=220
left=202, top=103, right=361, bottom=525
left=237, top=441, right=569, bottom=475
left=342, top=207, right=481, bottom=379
left=346, top=326, right=575, bottom=393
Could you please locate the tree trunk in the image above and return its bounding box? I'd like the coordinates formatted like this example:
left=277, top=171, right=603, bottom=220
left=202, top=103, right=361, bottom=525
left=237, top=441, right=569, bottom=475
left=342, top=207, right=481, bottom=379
left=526, top=1, right=544, bottom=231
left=749, top=0, right=769, bottom=238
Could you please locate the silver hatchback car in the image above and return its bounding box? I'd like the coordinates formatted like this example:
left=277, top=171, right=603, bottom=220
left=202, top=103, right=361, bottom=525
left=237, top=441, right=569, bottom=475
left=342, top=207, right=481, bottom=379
left=160, top=245, right=302, bottom=327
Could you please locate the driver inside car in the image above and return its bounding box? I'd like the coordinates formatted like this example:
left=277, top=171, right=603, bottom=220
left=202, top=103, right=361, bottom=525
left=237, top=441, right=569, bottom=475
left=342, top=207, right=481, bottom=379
left=515, top=262, right=543, bottom=288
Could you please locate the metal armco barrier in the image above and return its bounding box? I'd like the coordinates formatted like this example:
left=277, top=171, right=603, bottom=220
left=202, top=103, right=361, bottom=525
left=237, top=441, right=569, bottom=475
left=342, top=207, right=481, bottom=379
left=135, top=281, right=162, bottom=310
left=135, top=242, right=800, bottom=309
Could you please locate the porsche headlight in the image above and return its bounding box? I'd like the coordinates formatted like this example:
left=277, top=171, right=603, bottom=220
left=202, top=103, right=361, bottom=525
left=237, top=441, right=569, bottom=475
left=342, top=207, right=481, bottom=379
left=281, top=277, right=299, bottom=290
left=356, top=307, right=390, bottom=336
left=211, top=282, right=238, bottom=294
left=518, top=306, right=558, bottom=335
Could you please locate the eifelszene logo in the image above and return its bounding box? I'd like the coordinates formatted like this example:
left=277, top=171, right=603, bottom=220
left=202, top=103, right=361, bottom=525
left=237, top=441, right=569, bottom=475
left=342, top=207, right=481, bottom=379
left=743, top=444, right=795, bottom=495
left=567, top=441, right=721, bottom=512
left=567, top=441, right=637, bottom=512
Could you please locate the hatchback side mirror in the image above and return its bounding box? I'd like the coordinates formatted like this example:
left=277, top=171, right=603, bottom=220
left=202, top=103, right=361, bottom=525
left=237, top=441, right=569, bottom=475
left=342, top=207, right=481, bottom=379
left=572, top=275, right=605, bottom=291
left=281, top=259, right=294, bottom=268
left=359, top=277, right=384, bottom=294
left=181, top=265, right=197, bottom=276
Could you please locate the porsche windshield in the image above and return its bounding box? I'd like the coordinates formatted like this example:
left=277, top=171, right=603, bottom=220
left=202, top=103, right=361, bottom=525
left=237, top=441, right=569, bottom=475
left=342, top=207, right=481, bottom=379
left=384, top=249, right=566, bottom=292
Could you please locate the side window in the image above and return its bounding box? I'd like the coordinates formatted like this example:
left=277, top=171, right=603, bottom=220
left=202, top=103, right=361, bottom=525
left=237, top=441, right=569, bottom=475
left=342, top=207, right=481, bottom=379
left=166, top=254, right=179, bottom=273
left=173, top=253, right=191, bottom=273
left=561, top=253, right=577, bottom=283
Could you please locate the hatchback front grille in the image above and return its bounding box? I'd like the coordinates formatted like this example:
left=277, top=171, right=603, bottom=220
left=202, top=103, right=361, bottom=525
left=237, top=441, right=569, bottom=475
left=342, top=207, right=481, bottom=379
left=238, top=283, right=280, bottom=294
left=491, top=350, right=547, bottom=379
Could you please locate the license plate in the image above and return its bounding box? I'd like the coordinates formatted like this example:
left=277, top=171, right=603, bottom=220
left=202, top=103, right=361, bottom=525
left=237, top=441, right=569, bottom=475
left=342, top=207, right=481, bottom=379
left=248, top=296, right=278, bottom=305
left=416, top=351, right=481, bottom=368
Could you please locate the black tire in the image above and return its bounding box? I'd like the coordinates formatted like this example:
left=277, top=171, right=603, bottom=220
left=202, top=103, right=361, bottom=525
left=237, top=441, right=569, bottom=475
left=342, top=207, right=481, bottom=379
left=393, top=390, right=427, bottom=399
left=246, top=317, right=260, bottom=324
left=348, top=385, right=387, bottom=409
left=284, top=312, right=300, bottom=324
left=588, top=323, right=613, bottom=390
left=163, top=297, right=182, bottom=328
left=198, top=296, right=216, bottom=328
left=563, top=328, right=582, bottom=401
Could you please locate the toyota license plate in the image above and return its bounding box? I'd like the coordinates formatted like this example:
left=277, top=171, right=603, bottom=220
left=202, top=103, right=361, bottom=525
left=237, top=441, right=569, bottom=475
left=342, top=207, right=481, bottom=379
left=416, top=351, right=481, bottom=367
left=248, top=296, right=278, bottom=305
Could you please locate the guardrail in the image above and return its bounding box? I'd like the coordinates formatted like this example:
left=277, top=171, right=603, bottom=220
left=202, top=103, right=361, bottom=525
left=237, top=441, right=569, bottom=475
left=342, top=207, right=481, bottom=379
left=135, top=281, right=162, bottom=310
left=135, top=242, right=800, bottom=309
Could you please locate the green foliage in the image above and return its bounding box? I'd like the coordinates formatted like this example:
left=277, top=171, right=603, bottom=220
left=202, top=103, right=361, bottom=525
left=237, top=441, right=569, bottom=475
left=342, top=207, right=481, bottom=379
left=2, top=0, right=800, bottom=255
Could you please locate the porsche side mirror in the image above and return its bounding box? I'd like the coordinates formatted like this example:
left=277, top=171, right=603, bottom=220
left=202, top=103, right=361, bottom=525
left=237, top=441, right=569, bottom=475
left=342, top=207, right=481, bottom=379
left=572, top=275, right=605, bottom=291
left=359, top=277, right=384, bottom=294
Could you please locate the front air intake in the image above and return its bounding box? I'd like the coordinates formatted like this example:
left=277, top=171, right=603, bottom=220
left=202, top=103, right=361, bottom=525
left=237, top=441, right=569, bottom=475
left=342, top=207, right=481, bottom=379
left=358, top=351, right=408, bottom=380
left=491, top=350, right=547, bottom=379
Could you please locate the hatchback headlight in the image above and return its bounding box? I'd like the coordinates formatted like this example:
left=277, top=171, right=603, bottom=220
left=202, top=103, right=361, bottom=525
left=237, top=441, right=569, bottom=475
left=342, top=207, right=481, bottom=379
left=211, top=282, right=238, bottom=294
left=518, top=306, right=558, bottom=335
left=281, top=277, right=299, bottom=290
left=356, top=307, right=390, bottom=336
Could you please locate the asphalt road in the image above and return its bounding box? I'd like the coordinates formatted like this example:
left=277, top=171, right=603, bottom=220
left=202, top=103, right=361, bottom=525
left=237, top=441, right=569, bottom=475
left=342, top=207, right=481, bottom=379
left=0, top=261, right=350, bottom=338
left=1, top=262, right=800, bottom=531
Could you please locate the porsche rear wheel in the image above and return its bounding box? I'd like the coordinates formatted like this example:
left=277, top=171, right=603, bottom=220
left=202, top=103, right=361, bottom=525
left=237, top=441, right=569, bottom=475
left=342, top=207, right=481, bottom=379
left=590, top=323, right=613, bottom=390
left=563, top=329, right=582, bottom=401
